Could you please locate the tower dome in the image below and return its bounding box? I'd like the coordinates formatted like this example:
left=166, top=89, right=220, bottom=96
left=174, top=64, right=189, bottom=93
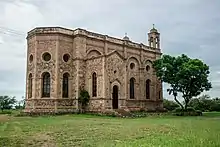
left=123, top=33, right=130, bottom=41
left=150, top=24, right=158, bottom=33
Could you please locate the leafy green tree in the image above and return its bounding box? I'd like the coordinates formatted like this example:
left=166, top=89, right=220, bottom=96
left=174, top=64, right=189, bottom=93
left=210, top=98, right=220, bottom=111
left=15, top=96, right=25, bottom=109
left=189, top=95, right=220, bottom=112
left=178, top=59, right=212, bottom=109
left=0, top=96, right=17, bottom=111
left=153, top=54, right=212, bottom=111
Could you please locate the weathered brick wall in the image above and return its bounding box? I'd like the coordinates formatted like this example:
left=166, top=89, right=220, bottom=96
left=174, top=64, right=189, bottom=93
left=85, top=57, right=103, bottom=96
left=86, top=38, right=104, bottom=56
left=56, top=99, right=77, bottom=112
left=35, top=35, right=57, bottom=98
left=105, top=52, right=126, bottom=109
left=25, top=27, right=163, bottom=113
left=107, top=43, right=124, bottom=57
left=126, top=100, right=163, bottom=111
left=26, top=36, right=36, bottom=100
left=87, top=99, right=105, bottom=112
left=24, top=99, right=77, bottom=113
left=127, top=55, right=141, bottom=100
left=57, top=35, right=76, bottom=99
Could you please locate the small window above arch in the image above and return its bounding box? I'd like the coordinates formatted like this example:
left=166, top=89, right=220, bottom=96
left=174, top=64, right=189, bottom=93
left=130, top=63, right=135, bottom=69
left=146, top=65, right=150, bottom=72
left=29, top=54, right=33, bottom=63
left=63, top=54, right=70, bottom=62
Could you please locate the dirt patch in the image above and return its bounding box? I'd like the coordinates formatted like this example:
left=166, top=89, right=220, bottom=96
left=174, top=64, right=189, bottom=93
left=0, top=115, right=12, bottom=122
left=25, top=133, right=57, bottom=147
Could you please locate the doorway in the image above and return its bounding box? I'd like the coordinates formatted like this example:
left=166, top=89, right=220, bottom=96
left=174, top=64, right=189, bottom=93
left=112, top=85, right=118, bottom=109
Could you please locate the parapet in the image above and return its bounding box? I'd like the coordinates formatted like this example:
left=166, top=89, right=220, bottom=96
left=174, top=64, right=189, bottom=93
left=27, top=27, right=161, bottom=53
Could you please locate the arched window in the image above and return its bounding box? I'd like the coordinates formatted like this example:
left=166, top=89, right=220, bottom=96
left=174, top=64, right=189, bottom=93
left=130, top=78, right=135, bottom=99
left=42, top=72, right=50, bottom=97
left=92, top=72, right=97, bottom=97
left=28, top=73, right=32, bottom=98
left=62, top=73, right=69, bottom=98
left=150, top=37, right=154, bottom=47
left=146, top=79, right=151, bottom=99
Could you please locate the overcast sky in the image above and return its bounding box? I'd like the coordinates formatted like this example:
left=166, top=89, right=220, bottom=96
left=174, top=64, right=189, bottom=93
left=0, top=0, right=219, bottom=100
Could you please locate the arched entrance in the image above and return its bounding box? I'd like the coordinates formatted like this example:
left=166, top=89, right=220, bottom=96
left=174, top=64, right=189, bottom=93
left=112, top=85, right=118, bottom=109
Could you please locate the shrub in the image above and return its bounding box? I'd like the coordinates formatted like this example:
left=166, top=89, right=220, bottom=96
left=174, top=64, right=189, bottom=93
left=173, top=107, right=183, bottom=112
left=186, top=107, right=196, bottom=112
left=172, top=107, right=202, bottom=116
left=189, top=95, right=220, bottom=112
left=78, top=89, right=90, bottom=113
left=163, top=99, right=179, bottom=111
left=196, top=110, right=202, bottom=116
left=0, top=110, right=12, bottom=114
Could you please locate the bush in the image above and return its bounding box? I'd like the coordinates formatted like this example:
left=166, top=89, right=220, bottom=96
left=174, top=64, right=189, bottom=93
left=172, top=107, right=202, bottom=116
left=173, top=107, right=183, bottom=113
left=189, top=95, right=220, bottom=112
left=163, top=99, right=179, bottom=111
left=210, top=103, right=220, bottom=111
left=186, top=107, right=196, bottom=112
left=78, top=89, right=90, bottom=113
left=0, top=110, right=12, bottom=114
left=196, top=110, right=202, bottom=116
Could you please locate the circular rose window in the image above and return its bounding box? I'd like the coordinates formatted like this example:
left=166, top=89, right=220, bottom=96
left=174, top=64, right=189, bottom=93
left=63, top=54, right=70, bottom=62
left=42, top=52, right=51, bottom=61
left=29, top=54, right=33, bottom=63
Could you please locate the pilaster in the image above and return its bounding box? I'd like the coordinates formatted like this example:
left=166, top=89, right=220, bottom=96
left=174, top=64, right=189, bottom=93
left=55, top=36, right=59, bottom=112
left=33, top=37, right=37, bottom=99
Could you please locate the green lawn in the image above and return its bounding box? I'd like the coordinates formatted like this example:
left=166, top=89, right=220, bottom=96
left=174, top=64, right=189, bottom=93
left=0, top=112, right=220, bottom=147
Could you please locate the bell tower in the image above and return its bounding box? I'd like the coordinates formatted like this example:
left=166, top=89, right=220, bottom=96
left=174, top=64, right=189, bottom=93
left=148, top=24, right=160, bottom=48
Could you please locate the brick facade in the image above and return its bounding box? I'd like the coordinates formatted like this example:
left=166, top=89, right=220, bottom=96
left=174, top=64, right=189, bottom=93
left=24, top=26, right=163, bottom=113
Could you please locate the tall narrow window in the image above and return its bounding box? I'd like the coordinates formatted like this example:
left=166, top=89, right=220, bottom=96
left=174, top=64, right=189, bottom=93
left=62, top=73, right=69, bottom=98
left=92, top=72, right=97, bottom=97
left=42, top=72, right=50, bottom=97
left=28, top=73, right=32, bottom=98
left=146, top=79, right=151, bottom=99
left=130, top=78, right=135, bottom=99
left=150, top=37, right=153, bottom=47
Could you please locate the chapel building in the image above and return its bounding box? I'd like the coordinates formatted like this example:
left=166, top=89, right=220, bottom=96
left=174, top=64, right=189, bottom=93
left=24, top=26, right=163, bottom=113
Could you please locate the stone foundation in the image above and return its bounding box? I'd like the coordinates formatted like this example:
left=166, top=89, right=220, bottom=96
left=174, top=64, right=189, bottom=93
left=25, top=98, right=163, bottom=114
left=126, top=100, right=163, bottom=111
left=24, top=98, right=77, bottom=113
left=87, top=99, right=105, bottom=112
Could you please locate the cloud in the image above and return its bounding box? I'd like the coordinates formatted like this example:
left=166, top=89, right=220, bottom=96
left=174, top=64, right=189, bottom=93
left=0, top=36, right=3, bottom=44
left=0, top=0, right=220, bottom=100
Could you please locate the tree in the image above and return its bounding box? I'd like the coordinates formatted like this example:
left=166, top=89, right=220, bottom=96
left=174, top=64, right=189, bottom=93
left=153, top=54, right=212, bottom=111
left=15, top=96, right=25, bottom=109
left=78, top=89, right=90, bottom=113
left=0, top=96, right=17, bottom=111
left=178, top=58, right=212, bottom=109
left=189, top=95, right=220, bottom=112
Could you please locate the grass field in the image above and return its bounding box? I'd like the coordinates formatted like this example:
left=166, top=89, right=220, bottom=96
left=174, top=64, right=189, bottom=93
left=0, top=112, right=220, bottom=147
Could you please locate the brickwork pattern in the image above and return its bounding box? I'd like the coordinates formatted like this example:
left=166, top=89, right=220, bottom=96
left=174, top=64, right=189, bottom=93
left=24, top=27, right=163, bottom=113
